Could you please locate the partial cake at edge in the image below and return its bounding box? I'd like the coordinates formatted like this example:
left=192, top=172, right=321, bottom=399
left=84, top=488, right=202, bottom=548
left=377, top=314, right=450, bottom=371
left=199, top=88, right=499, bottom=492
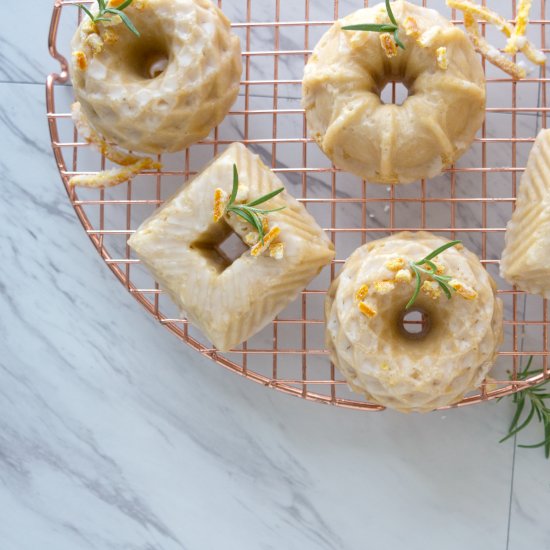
left=501, top=129, right=550, bottom=298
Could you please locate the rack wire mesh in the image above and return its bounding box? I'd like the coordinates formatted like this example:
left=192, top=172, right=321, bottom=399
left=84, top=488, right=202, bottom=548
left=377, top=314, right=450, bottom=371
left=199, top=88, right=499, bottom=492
left=47, top=0, right=549, bottom=410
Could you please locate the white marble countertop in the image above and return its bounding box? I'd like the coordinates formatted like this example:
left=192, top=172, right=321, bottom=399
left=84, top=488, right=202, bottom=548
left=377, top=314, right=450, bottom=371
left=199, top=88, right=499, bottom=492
left=1, top=1, right=549, bottom=549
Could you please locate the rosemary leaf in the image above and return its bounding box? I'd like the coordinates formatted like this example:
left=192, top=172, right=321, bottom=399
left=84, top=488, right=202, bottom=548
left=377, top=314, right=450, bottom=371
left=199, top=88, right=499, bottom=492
left=418, top=240, right=462, bottom=264
left=500, top=404, right=536, bottom=443
left=222, top=164, right=287, bottom=245
left=385, top=0, right=398, bottom=26
left=501, top=356, right=550, bottom=458
left=342, top=23, right=398, bottom=33
left=105, top=8, right=140, bottom=36
left=437, top=280, right=452, bottom=300
left=508, top=394, right=526, bottom=433
left=77, top=0, right=139, bottom=37
left=342, top=0, right=405, bottom=50
left=229, top=164, right=239, bottom=205
left=393, top=30, right=406, bottom=50
left=245, top=206, right=286, bottom=215
left=116, top=0, right=135, bottom=10
left=230, top=207, right=257, bottom=228
left=78, top=4, right=95, bottom=20
left=406, top=270, right=422, bottom=310
left=247, top=187, right=285, bottom=207
left=405, top=241, right=462, bottom=309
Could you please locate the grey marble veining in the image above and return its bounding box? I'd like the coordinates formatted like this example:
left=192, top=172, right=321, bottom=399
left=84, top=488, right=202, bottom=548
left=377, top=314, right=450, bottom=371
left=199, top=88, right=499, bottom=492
left=0, top=1, right=549, bottom=549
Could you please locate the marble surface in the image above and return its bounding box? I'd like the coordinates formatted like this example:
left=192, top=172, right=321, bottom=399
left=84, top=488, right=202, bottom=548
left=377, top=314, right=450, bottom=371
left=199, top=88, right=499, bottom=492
left=1, top=1, right=549, bottom=549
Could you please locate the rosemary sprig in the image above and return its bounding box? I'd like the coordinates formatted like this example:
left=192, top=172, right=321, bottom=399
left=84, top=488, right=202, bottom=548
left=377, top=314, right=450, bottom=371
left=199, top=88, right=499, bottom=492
left=405, top=240, right=462, bottom=310
left=78, top=0, right=140, bottom=37
left=500, top=356, right=550, bottom=459
left=225, top=164, right=286, bottom=244
left=342, top=0, right=405, bottom=50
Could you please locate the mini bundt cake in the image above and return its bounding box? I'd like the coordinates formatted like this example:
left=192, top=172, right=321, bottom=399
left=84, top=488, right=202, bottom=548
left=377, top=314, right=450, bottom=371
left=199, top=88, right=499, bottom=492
left=302, top=1, right=486, bottom=184
left=70, top=0, right=242, bottom=154
left=325, top=232, right=503, bottom=412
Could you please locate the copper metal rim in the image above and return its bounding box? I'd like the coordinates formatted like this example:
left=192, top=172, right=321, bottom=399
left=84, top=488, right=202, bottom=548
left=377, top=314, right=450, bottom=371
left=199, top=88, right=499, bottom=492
left=47, top=0, right=549, bottom=411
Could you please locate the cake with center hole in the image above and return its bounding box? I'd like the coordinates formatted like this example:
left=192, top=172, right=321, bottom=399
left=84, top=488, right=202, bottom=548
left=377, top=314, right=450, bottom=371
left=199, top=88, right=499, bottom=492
left=325, top=232, right=503, bottom=412
left=128, top=143, right=335, bottom=351
left=302, top=1, right=486, bottom=184
left=70, top=0, right=242, bottom=154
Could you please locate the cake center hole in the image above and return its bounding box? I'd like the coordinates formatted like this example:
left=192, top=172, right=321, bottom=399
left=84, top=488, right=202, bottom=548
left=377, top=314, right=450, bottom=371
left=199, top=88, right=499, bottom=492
left=144, top=51, right=169, bottom=79
left=400, top=308, right=431, bottom=340
left=217, top=232, right=249, bottom=264
left=380, top=81, right=409, bottom=105
left=191, top=222, right=248, bottom=274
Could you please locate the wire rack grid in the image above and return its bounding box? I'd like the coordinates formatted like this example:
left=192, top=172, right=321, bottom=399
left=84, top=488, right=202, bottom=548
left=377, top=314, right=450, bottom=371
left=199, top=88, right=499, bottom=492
left=47, top=0, right=549, bottom=410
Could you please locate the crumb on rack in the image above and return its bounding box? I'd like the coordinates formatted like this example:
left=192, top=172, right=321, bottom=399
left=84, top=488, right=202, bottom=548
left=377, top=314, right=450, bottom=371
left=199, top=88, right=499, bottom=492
left=359, top=302, right=377, bottom=318
left=355, top=284, right=369, bottom=301
left=380, top=33, right=398, bottom=58
left=251, top=226, right=281, bottom=257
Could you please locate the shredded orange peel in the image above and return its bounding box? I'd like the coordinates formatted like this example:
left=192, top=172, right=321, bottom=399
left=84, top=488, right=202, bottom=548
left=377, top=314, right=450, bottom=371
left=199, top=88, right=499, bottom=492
left=358, top=302, right=377, bottom=318
left=447, top=0, right=546, bottom=79
left=213, top=188, right=228, bottom=222
left=380, top=33, right=398, bottom=58
left=69, top=102, right=161, bottom=188
left=72, top=51, right=88, bottom=71
left=436, top=47, right=449, bottom=70
left=69, top=158, right=159, bottom=188
left=251, top=226, right=281, bottom=257
left=449, top=279, right=478, bottom=300
left=505, top=0, right=532, bottom=54
left=355, top=284, right=370, bottom=301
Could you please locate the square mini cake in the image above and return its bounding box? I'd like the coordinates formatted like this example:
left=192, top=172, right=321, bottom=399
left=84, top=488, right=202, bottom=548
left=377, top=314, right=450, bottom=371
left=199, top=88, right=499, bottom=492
left=128, top=143, right=334, bottom=351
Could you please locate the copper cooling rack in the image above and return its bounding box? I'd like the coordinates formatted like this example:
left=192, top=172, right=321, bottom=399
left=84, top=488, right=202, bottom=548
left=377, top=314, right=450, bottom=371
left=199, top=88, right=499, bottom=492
left=47, top=0, right=549, bottom=410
